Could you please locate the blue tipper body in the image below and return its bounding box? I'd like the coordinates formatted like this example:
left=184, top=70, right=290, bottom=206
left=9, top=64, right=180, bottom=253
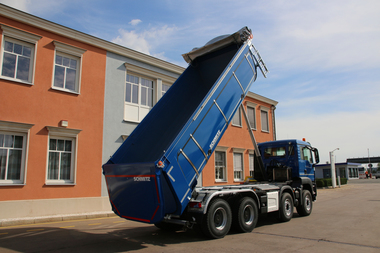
left=103, top=27, right=266, bottom=224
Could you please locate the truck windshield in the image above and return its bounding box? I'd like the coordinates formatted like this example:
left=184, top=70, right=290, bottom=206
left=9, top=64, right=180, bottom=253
left=264, top=147, right=286, bottom=158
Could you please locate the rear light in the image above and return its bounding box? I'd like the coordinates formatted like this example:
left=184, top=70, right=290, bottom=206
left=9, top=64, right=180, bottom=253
left=189, top=202, right=202, bottom=208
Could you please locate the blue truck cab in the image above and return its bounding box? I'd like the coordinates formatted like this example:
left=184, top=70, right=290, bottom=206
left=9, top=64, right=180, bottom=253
left=258, top=139, right=319, bottom=182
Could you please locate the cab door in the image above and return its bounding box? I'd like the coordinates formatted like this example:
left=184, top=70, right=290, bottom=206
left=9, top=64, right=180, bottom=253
left=300, top=146, right=314, bottom=181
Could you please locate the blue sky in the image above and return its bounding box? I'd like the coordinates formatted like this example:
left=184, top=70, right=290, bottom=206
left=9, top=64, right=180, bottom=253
left=2, top=0, right=380, bottom=165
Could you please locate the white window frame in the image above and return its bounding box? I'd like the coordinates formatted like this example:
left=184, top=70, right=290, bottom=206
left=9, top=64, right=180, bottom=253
left=124, top=72, right=155, bottom=123
left=215, top=146, right=228, bottom=182
left=52, top=41, right=86, bottom=94
left=249, top=151, right=254, bottom=177
left=233, top=150, right=245, bottom=182
left=45, top=126, right=81, bottom=185
left=0, top=120, right=33, bottom=185
left=246, top=102, right=257, bottom=130
left=0, top=25, right=41, bottom=85
left=123, top=63, right=177, bottom=122
left=260, top=106, right=270, bottom=133
left=231, top=108, right=242, bottom=127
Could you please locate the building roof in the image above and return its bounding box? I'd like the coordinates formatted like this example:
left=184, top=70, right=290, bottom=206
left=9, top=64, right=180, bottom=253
left=247, top=91, right=278, bottom=106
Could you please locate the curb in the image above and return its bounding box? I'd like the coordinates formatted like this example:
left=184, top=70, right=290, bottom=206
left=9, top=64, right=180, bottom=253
left=0, top=212, right=116, bottom=227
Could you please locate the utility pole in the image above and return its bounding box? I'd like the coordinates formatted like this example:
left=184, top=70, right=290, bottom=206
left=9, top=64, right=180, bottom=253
left=330, top=148, right=339, bottom=188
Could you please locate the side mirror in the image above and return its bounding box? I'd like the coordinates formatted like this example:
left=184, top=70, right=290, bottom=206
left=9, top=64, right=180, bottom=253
left=312, top=148, right=320, bottom=164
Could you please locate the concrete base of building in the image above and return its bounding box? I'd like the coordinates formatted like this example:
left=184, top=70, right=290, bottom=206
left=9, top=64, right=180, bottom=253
left=0, top=196, right=115, bottom=227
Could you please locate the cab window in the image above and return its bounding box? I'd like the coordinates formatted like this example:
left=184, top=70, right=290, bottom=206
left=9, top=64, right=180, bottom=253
left=264, top=147, right=286, bottom=158
left=301, top=147, right=313, bottom=163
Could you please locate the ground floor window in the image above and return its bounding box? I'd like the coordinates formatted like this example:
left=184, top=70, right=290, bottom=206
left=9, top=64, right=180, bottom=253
left=249, top=153, right=254, bottom=177
left=233, top=152, right=244, bottom=181
left=0, top=132, right=26, bottom=183
left=215, top=151, right=226, bottom=182
left=46, top=126, right=80, bottom=185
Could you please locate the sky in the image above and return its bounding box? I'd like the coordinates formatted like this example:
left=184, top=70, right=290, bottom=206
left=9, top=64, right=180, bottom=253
left=2, top=0, right=379, bottom=165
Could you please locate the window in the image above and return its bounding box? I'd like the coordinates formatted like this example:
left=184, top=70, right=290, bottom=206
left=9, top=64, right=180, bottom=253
left=52, top=41, right=86, bottom=94
left=0, top=120, right=33, bottom=185
left=124, top=73, right=155, bottom=122
left=46, top=126, right=81, bottom=185
left=249, top=153, right=254, bottom=177
left=247, top=106, right=256, bottom=129
left=233, top=152, right=244, bottom=181
left=301, top=147, right=313, bottom=163
left=232, top=108, right=242, bottom=127
left=162, top=83, right=170, bottom=97
left=261, top=109, right=269, bottom=132
left=0, top=25, right=41, bottom=84
left=53, top=53, right=79, bottom=92
left=215, top=151, right=226, bottom=181
left=264, top=147, right=286, bottom=158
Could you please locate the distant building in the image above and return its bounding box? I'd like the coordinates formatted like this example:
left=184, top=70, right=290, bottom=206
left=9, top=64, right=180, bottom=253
left=315, top=163, right=361, bottom=180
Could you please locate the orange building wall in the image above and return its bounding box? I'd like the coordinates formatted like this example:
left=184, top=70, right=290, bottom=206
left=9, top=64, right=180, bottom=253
left=202, top=96, right=275, bottom=187
left=0, top=18, right=107, bottom=200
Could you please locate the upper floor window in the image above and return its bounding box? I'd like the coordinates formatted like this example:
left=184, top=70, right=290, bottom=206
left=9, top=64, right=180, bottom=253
left=261, top=108, right=269, bottom=132
left=0, top=120, right=33, bottom=185
left=232, top=108, right=242, bottom=127
left=52, top=41, right=86, bottom=94
left=162, top=83, right=170, bottom=97
left=247, top=105, right=256, bottom=130
left=0, top=25, right=41, bottom=84
left=124, top=73, right=154, bottom=122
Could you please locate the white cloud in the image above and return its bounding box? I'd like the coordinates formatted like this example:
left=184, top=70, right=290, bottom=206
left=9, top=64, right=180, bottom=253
left=111, top=25, right=179, bottom=59
left=129, top=19, right=142, bottom=26
left=0, top=0, right=29, bottom=11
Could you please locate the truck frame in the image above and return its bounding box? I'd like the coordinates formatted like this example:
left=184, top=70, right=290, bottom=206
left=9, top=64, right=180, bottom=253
left=103, top=27, right=320, bottom=239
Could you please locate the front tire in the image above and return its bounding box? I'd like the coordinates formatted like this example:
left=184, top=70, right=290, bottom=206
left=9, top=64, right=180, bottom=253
left=279, top=192, right=293, bottom=222
left=202, top=198, right=232, bottom=239
left=234, top=197, right=258, bottom=233
left=296, top=190, right=313, bottom=216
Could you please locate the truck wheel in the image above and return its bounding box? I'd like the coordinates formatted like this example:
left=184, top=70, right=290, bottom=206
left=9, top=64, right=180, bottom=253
left=296, top=190, right=312, bottom=216
left=279, top=192, right=293, bottom=222
left=234, top=197, right=258, bottom=233
left=202, top=198, right=232, bottom=239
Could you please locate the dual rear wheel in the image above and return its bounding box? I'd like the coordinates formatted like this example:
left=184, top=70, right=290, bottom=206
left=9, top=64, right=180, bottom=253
left=202, top=197, right=258, bottom=239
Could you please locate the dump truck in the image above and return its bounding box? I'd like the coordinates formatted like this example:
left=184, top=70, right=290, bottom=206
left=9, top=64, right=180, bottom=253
left=103, top=27, right=320, bottom=239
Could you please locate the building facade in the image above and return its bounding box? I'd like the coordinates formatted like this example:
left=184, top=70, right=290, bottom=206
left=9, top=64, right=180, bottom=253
left=0, top=4, right=278, bottom=220
left=0, top=5, right=107, bottom=219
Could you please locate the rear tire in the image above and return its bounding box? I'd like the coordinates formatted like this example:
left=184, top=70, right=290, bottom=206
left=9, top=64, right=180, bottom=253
left=233, top=197, right=258, bottom=233
left=279, top=192, right=293, bottom=222
left=201, top=198, right=232, bottom=239
left=296, top=190, right=313, bottom=216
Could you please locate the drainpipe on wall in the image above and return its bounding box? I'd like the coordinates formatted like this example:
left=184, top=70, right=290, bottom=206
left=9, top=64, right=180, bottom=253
left=271, top=105, right=276, bottom=141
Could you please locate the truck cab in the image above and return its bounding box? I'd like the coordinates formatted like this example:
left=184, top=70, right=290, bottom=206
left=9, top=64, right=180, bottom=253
left=258, top=139, right=319, bottom=182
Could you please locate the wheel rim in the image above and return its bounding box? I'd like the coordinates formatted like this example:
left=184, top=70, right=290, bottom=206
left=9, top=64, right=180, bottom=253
left=243, top=205, right=254, bottom=225
left=284, top=199, right=292, bottom=217
left=213, top=207, right=227, bottom=231
left=305, top=195, right=311, bottom=212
